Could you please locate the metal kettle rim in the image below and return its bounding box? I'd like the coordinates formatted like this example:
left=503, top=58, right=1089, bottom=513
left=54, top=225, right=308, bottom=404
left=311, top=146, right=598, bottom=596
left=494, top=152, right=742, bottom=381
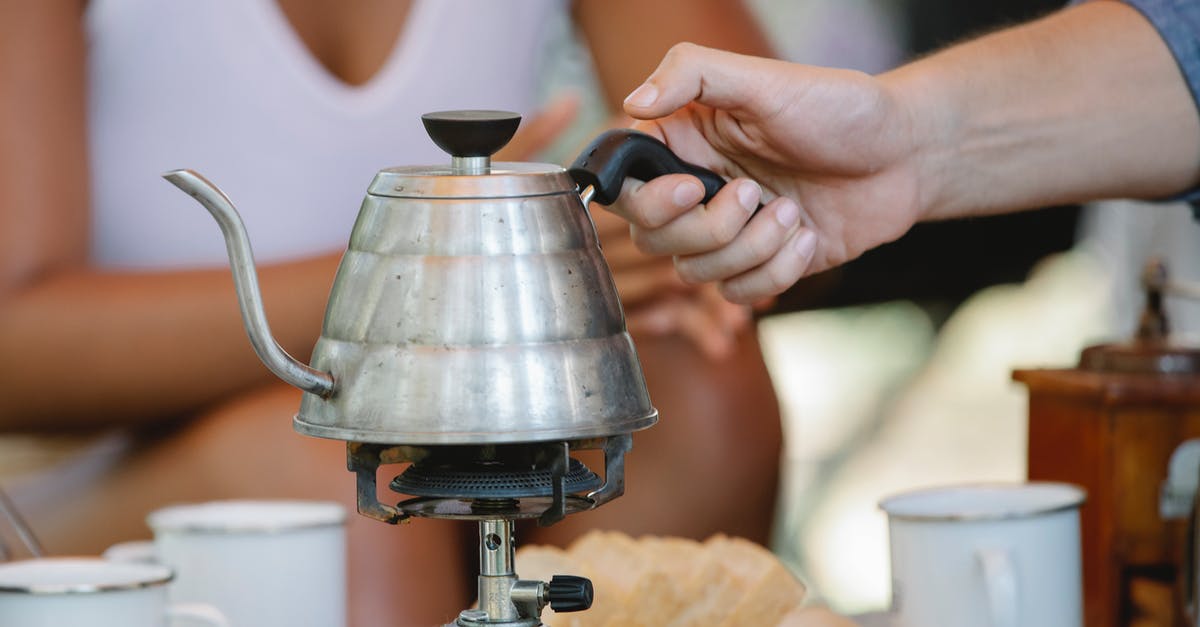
left=368, top=162, right=573, bottom=199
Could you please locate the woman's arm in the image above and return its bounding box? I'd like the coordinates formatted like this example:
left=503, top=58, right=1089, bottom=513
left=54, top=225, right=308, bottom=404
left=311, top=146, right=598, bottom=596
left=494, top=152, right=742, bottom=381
left=572, top=0, right=774, bottom=111
left=0, top=1, right=334, bottom=428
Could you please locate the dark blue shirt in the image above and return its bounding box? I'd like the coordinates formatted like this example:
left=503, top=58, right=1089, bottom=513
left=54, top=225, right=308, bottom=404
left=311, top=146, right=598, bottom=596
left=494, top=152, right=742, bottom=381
left=1123, top=0, right=1200, bottom=212
left=1126, top=0, right=1200, bottom=113
left=1064, top=1, right=1200, bottom=213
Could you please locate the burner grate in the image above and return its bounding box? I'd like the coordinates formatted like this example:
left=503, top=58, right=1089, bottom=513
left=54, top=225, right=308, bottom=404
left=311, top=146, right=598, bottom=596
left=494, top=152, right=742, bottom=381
left=348, top=435, right=630, bottom=526
left=391, top=457, right=602, bottom=499
left=396, top=495, right=595, bottom=521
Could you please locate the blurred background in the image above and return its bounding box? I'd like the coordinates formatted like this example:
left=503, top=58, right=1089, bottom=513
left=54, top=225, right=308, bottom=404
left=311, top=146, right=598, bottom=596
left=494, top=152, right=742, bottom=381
left=538, top=0, right=1200, bottom=614
left=4, top=0, right=1199, bottom=619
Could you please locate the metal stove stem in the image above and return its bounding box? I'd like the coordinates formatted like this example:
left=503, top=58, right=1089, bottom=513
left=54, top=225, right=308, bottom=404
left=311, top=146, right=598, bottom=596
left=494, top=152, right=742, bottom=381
left=452, top=518, right=537, bottom=627
left=477, top=519, right=521, bottom=623
left=453, top=518, right=593, bottom=627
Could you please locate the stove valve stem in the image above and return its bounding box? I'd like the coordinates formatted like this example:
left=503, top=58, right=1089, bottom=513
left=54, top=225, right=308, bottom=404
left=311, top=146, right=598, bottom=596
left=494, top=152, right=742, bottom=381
left=510, top=575, right=593, bottom=617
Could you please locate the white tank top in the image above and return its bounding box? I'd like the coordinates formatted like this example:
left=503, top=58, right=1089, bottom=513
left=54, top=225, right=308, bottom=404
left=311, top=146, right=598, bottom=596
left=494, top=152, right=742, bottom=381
left=85, top=0, right=561, bottom=268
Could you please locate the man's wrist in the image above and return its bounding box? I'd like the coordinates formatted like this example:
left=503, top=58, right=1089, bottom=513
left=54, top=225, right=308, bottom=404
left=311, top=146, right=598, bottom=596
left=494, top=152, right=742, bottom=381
left=878, top=63, right=961, bottom=224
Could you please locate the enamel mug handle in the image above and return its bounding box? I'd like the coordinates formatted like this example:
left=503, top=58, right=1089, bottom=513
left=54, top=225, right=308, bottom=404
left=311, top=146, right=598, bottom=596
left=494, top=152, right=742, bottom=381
left=1182, top=474, right=1200, bottom=624
left=977, top=548, right=1018, bottom=627
left=168, top=602, right=230, bottom=627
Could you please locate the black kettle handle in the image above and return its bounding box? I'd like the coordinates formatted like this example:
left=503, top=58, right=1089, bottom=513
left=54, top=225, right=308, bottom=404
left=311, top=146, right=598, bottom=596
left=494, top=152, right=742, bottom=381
left=568, top=129, right=727, bottom=206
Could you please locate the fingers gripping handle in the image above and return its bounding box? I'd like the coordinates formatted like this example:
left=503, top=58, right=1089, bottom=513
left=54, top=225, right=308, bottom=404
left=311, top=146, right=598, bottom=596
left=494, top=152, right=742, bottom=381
left=568, top=129, right=726, bottom=206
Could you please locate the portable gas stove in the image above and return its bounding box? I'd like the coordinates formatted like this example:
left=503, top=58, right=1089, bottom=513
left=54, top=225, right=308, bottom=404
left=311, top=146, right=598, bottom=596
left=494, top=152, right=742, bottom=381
left=166, top=110, right=733, bottom=625
left=350, top=436, right=631, bottom=625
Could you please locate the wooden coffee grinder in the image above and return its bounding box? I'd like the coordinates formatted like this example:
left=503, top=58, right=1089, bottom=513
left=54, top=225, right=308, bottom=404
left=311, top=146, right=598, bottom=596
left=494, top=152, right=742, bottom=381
left=1014, top=260, right=1200, bottom=627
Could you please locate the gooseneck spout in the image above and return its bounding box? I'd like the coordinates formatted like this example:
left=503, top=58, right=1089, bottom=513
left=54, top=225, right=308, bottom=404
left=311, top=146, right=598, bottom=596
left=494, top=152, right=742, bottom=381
left=163, top=169, right=335, bottom=398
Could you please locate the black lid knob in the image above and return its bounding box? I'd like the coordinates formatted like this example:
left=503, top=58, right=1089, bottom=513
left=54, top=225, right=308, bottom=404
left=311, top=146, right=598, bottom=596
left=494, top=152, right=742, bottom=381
left=547, top=575, right=593, bottom=613
left=421, top=110, right=521, bottom=159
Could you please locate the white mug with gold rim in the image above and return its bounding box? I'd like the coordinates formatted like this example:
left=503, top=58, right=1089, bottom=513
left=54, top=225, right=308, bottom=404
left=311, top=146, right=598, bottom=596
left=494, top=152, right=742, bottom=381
left=880, top=482, right=1085, bottom=627
left=146, top=499, right=347, bottom=627
left=0, top=557, right=227, bottom=627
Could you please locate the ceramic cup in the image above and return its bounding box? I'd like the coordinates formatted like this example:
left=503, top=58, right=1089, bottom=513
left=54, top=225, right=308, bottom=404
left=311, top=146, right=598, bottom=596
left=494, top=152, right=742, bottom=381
left=880, top=482, right=1085, bottom=627
left=102, top=540, right=158, bottom=564
left=143, top=499, right=347, bottom=627
left=0, top=557, right=227, bottom=627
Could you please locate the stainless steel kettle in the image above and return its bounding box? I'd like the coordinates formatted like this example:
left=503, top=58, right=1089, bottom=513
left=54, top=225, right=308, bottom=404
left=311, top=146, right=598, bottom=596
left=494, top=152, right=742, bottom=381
left=165, top=110, right=726, bottom=447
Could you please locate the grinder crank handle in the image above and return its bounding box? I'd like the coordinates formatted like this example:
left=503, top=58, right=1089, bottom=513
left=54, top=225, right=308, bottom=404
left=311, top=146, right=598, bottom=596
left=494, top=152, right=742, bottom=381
left=569, top=128, right=736, bottom=208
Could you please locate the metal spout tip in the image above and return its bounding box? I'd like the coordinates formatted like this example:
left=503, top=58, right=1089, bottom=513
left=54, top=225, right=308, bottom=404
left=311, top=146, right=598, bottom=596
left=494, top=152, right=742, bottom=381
left=161, top=169, right=213, bottom=196
left=161, top=168, right=191, bottom=183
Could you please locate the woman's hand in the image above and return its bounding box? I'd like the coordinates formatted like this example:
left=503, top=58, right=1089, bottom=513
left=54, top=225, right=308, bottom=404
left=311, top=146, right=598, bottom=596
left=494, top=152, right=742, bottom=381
left=591, top=206, right=750, bottom=359
left=613, top=43, right=925, bottom=304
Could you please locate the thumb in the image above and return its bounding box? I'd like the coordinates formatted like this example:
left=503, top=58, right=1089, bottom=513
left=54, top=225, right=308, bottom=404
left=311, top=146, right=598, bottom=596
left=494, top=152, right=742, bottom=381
left=622, top=43, right=784, bottom=120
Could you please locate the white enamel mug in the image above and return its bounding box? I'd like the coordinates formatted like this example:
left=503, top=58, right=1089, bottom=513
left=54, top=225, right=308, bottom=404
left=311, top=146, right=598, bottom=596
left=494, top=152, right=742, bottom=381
left=146, top=499, right=347, bottom=627
left=0, top=557, right=228, bottom=627
left=880, top=482, right=1085, bottom=627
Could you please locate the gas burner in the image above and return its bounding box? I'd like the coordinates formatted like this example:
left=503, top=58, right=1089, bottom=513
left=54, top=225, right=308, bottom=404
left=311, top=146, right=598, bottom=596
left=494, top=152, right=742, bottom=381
left=391, top=457, right=603, bottom=499
left=346, top=435, right=630, bottom=626
left=347, top=435, right=631, bottom=528
left=396, top=496, right=595, bottom=521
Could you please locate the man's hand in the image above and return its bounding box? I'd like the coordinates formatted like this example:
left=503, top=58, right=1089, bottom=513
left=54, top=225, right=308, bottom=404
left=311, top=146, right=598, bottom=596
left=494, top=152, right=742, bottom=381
left=613, top=43, right=925, bottom=304
left=591, top=198, right=751, bottom=360
left=499, top=96, right=752, bottom=359
left=611, top=1, right=1200, bottom=306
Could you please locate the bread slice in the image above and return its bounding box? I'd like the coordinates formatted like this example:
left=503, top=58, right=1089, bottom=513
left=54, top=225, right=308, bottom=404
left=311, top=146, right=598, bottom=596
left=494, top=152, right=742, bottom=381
left=777, top=606, right=861, bottom=627
left=515, top=530, right=808, bottom=627
left=515, top=545, right=577, bottom=583
left=516, top=543, right=614, bottom=627
left=639, top=535, right=705, bottom=584
left=664, top=552, right=744, bottom=627
left=706, top=535, right=807, bottom=627
left=567, top=530, right=649, bottom=605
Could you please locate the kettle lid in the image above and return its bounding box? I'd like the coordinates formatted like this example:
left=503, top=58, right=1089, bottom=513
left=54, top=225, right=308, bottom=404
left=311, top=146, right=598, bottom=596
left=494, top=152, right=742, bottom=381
left=368, top=110, right=575, bottom=199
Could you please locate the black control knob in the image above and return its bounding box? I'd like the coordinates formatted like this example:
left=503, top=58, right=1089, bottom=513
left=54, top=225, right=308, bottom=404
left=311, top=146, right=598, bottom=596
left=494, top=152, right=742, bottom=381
left=421, top=110, right=521, bottom=158
left=547, top=575, right=593, bottom=613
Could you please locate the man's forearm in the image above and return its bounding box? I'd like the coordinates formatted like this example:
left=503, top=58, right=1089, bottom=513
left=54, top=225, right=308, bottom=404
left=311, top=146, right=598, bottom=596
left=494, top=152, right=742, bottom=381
left=882, top=0, right=1200, bottom=221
